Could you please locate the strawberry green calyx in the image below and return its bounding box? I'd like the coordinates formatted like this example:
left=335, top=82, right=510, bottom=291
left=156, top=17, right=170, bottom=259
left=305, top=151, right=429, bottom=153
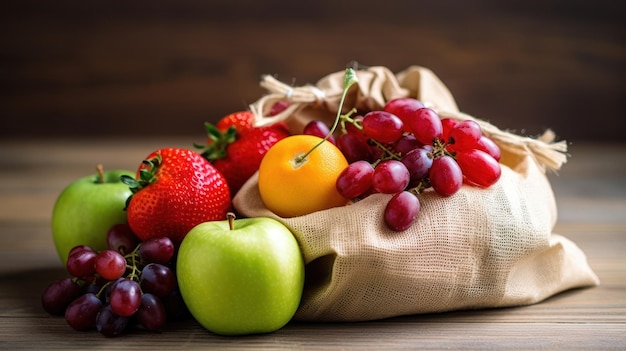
left=196, top=123, right=237, bottom=161
left=121, top=152, right=163, bottom=195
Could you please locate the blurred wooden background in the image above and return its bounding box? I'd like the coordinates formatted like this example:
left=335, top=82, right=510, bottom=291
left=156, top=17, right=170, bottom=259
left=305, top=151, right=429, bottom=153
left=1, top=0, right=624, bottom=142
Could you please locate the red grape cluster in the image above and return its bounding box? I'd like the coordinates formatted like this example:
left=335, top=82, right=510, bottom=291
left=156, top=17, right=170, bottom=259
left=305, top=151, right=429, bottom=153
left=41, top=224, right=189, bottom=337
left=303, top=97, right=502, bottom=231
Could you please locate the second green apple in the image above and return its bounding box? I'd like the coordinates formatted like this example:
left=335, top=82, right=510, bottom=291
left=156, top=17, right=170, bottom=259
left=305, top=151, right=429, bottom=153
left=177, top=214, right=304, bottom=336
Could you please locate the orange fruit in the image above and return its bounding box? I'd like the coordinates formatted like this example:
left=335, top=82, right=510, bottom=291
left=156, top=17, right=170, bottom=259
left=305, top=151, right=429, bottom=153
left=258, top=135, right=349, bottom=217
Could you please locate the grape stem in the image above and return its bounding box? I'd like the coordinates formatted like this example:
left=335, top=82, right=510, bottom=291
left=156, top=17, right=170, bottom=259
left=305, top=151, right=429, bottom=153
left=89, top=243, right=143, bottom=298
left=125, top=244, right=142, bottom=282
left=95, top=282, right=108, bottom=298
left=407, top=180, right=430, bottom=196
left=431, top=138, right=456, bottom=159
left=340, top=114, right=402, bottom=163
left=293, top=68, right=359, bottom=166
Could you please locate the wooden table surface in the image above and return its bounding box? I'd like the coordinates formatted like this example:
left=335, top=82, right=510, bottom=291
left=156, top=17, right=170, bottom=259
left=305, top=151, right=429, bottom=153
left=1, top=138, right=625, bottom=350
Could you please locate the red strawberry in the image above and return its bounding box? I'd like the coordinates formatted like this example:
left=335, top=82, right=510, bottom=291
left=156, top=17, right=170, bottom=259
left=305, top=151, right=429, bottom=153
left=215, top=111, right=254, bottom=133
left=197, top=112, right=290, bottom=196
left=122, top=147, right=231, bottom=244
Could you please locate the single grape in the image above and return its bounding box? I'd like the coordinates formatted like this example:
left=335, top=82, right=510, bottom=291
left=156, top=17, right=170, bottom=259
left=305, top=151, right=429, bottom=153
left=456, top=149, right=501, bottom=188
left=406, top=108, right=443, bottom=145
left=401, top=147, right=433, bottom=185
left=336, top=133, right=372, bottom=163
left=66, top=247, right=97, bottom=278
left=107, top=223, right=139, bottom=255
left=68, top=245, right=93, bottom=258
left=362, top=111, right=404, bottom=143
left=336, top=160, right=375, bottom=199
left=104, top=277, right=124, bottom=295
left=139, top=237, right=175, bottom=265
left=303, top=120, right=335, bottom=144
left=94, top=249, right=127, bottom=281
left=136, top=293, right=167, bottom=331
left=429, top=155, right=463, bottom=196
left=372, top=160, right=410, bottom=194
left=383, top=97, right=424, bottom=126
left=269, top=100, right=290, bottom=116
left=64, top=293, right=103, bottom=331
left=440, top=117, right=459, bottom=143
left=448, top=120, right=482, bottom=150
left=384, top=191, right=420, bottom=231
left=140, top=263, right=177, bottom=298
left=109, top=278, right=142, bottom=317
left=96, top=305, right=130, bottom=337
left=475, top=135, right=501, bottom=161
left=41, top=277, right=83, bottom=315
left=392, top=134, right=423, bottom=156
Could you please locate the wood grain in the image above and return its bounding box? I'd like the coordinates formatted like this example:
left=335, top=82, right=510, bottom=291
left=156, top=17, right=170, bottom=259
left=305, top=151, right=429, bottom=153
left=0, top=138, right=624, bottom=349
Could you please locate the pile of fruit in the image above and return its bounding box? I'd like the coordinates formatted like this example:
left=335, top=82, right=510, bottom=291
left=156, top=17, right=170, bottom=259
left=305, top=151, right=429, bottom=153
left=42, top=68, right=502, bottom=337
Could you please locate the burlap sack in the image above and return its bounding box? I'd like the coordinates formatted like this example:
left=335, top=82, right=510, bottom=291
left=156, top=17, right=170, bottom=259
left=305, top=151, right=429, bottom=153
left=234, top=66, right=599, bottom=322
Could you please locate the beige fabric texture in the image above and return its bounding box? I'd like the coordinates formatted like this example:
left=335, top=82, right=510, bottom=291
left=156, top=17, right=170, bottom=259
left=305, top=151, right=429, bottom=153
left=234, top=66, right=600, bottom=322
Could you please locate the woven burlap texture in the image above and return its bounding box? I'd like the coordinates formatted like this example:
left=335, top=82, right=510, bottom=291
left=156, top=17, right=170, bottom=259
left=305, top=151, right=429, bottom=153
left=234, top=66, right=600, bottom=322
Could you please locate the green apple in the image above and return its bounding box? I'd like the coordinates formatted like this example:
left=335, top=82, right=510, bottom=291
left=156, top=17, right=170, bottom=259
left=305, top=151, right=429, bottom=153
left=177, top=213, right=304, bottom=336
left=51, top=166, right=134, bottom=265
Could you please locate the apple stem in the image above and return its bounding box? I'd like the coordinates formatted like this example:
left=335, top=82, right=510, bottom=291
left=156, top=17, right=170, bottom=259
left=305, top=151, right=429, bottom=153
left=96, top=164, right=105, bottom=184
left=227, top=212, right=236, bottom=230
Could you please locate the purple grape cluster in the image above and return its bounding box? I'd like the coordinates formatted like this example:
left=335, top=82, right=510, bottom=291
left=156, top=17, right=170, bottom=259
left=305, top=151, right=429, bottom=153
left=41, top=224, right=189, bottom=337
